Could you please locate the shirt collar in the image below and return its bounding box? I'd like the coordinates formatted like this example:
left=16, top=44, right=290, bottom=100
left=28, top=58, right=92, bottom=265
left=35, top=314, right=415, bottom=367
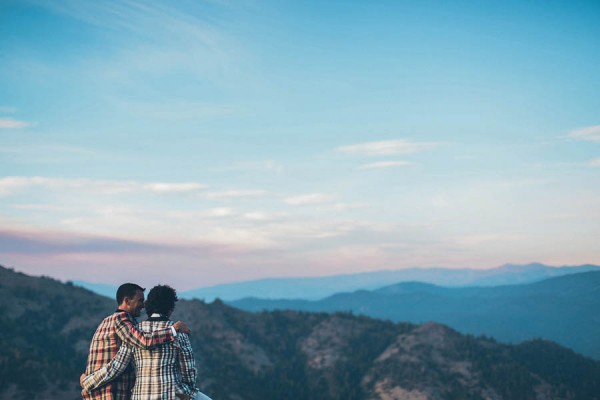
left=115, top=309, right=138, bottom=324
left=147, top=313, right=169, bottom=321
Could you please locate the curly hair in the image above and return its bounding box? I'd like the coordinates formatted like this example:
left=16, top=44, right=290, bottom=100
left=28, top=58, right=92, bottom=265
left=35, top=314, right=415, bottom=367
left=145, top=284, right=178, bottom=317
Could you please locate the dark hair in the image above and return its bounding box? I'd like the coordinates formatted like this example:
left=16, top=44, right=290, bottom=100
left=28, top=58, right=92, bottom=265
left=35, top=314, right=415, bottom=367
left=145, top=285, right=178, bottom=316
left=116, top=283, right=145, bottom=304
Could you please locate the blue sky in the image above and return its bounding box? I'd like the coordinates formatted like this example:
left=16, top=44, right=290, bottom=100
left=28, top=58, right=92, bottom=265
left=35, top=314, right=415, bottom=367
left=1, top=0, right=599, bottom=290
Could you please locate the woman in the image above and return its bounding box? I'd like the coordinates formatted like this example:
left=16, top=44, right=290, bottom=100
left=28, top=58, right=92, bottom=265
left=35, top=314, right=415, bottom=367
left=81, top=285, right=211, bottom=400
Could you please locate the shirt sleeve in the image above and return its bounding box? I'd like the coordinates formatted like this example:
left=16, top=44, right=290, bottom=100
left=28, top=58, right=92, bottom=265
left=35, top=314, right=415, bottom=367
left=81, top=344, right=133, bottom=393
left=176, top=332, right=197, bottom=395
left=114, top=311, right=175, bottom=349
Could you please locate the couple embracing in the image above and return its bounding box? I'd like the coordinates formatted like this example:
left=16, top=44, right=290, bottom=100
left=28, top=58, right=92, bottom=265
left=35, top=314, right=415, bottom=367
left=80, top=283, right=212, bottom=400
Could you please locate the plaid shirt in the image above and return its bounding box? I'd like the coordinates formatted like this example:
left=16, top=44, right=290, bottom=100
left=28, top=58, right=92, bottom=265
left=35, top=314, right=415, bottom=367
left=82, top=316, right=198, bottom=400
left=82, top=310, right=175, bottom=400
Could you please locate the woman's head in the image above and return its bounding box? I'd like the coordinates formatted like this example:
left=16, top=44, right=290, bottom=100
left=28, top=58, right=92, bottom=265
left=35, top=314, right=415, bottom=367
left=145, top=284, right=178, bottom=317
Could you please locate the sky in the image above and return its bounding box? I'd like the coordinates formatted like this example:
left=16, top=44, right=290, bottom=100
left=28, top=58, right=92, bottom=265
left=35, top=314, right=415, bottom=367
left=1, top=0, right=599, bottom=290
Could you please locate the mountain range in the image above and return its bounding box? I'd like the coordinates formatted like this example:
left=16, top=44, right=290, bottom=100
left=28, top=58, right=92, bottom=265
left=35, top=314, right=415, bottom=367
left=230, top=271, right=600, bottom=360
left=2, top=264, right=600, bottom=399
left=74, top=262, right=600, bottom=301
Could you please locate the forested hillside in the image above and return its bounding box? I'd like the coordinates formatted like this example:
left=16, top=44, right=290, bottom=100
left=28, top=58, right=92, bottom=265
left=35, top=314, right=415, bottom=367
left=2, top=265, right=600, bottom=400
left=231, top=271, right=600, bottom=360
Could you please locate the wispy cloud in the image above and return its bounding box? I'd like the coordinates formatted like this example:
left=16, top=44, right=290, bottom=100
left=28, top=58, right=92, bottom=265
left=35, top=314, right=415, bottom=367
left=0, top=176, right=207, bottom=197
left=450, top=233, right=527, bottom=247
left=568, top=125, right=600, bottom=143
left=34, top=0, right=238, bottom=81
left=336, top=139, right=439, bottom=156
left=201, top=208, right=235, bottom=218
left=217, top=160, right=285, bottom=175
left=285, top=193, right=334, bottom=206
left=0, top=228, right=169, bottom=255
left=0, top=144, right=103, bottom=165
left=142, top=182, right=207, bottom=193
left=0, top=177, right=38, bottom=196
left=242, top=211, right=287, bottom=221
left=0, top=118, right=30, bottom=129
left=327, top=203, right=369, bottom=212
left=588, top=158, right=600, bottom=167
left=11, top=204, right=74, bottom=212
left=359, top=160, right=413, bottom=169
left=36, top=1, right=221, bottom=45
left=205, top=189, right=268, bottom=199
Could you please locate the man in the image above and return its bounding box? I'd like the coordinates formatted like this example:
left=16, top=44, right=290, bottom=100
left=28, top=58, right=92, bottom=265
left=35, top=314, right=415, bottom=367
left=81, top=285, right=211, bottom=400
left=82, top=283, right=191, bottom=400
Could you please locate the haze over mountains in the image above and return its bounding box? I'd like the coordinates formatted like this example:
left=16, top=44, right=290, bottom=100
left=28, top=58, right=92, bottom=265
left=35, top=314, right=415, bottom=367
left=71, top=263, right=600, bottom=361
left=2, top=264, right=600, bottom=400
left=75, top=263, right=600, bottom=301
left=230, top=270, right=600, bottom=360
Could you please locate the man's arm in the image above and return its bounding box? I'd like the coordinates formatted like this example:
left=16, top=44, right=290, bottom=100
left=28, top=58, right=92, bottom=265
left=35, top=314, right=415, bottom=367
left=81, top=344, right=133, bottom=393
left=114, top=311, right=191, bottom=349
left=176, top=333, right=197, bottom=396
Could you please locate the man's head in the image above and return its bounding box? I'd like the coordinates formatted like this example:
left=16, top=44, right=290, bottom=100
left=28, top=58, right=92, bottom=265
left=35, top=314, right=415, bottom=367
left=116, top=283, right=146, bottom=317
left=145, top=284, right=178, bottom=317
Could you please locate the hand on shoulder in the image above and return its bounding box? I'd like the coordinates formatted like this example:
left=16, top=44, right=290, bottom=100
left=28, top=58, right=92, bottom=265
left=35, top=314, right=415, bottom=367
left=173, top=320, right=191, bottom=335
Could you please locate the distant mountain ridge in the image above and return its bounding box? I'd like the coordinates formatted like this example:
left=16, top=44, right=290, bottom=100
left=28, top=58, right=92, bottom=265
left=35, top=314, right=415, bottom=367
left=73, top=263, right=600, bottom=301
left=180, top=262, right=599, bottom=301
left=231, top=271, right=600, bottom=360
left=2, top=264, right=600, bottom=400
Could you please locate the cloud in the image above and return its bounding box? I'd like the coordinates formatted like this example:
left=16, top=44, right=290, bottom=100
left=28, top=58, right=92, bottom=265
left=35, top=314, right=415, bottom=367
left=243, top=212, right=278, bottom=221
left=0, top=176, right=207, bottom=197
left=588, top=158, right=600, bottom=167
left=0, top=226, right=263, bottom=289
left=37, top=1, right=218, bottom=42
left=0, top=228, right=169, bottom=255
left=142, top=182, right=207, bottom=193
left=35, top=0, right=237, bottom=82
left=450, top=233, right=527, bottom=247
left=327, top=203, right=369, bottom=212
left=0, top=144, right=98, bottom=160
left=201, top=207, right=235, bottom=218
left=0, top=176, right=42, bottom=196
left=568, top=125, right=600, bottom=143
left=11, top=204, right=73, bottom=212
left=221, top=160, right=285, bottom=174
left=336, top=139, right=439, bottom=156
left=359, top=160, right=413, bottom=169
left=205, top=190, right=268, bottom=199
left=0, top=118, right=30, bottom=129
left=285, top=193, right=334, bottom=206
